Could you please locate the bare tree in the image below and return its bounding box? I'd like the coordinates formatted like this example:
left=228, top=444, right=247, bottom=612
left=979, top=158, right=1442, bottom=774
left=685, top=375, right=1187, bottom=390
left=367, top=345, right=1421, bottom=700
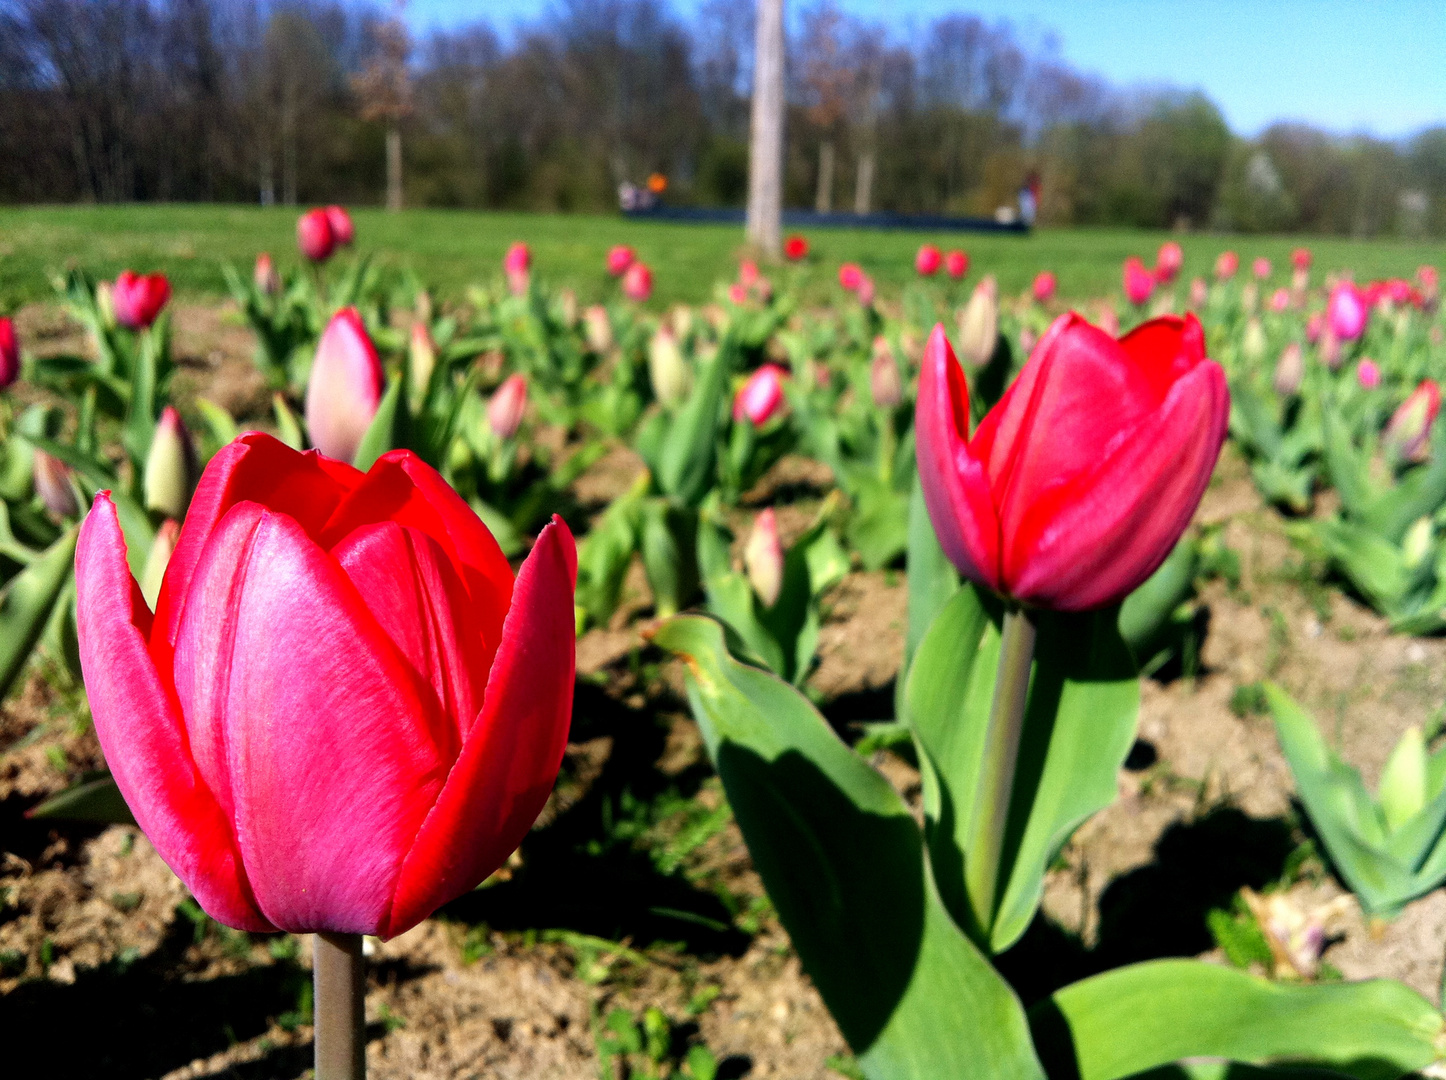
left=746, top=0, right=784, bottom=256
left=799, top=4, right=852, bottom=213
left=354, top=2, right=413, bottom=211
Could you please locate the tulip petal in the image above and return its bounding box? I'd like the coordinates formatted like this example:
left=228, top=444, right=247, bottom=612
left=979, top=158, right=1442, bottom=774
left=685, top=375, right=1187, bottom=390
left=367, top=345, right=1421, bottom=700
left=171, top=501, right=450, bottom=934
left=383, top=516, right=577, bottom=939
left=914, top=324, right=1001, bottom=590
left=1117, top=313, right=1207, bottom=401
left=76, top=494, right=271, bottom=932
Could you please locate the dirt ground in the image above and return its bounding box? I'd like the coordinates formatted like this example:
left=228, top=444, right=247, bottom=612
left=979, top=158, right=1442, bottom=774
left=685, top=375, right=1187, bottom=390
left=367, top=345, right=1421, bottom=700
left=4, top=302, right=1446, bottom=1078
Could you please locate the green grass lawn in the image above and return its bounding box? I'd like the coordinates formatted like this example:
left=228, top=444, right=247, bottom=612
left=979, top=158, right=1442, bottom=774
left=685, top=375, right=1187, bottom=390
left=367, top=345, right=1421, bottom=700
left=0, top=203, right=1439, bottom=309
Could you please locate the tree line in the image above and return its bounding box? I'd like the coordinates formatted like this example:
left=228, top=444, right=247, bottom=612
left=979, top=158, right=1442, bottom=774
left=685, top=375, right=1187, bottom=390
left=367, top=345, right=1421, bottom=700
left=0, top=0, right=1441, bottom=236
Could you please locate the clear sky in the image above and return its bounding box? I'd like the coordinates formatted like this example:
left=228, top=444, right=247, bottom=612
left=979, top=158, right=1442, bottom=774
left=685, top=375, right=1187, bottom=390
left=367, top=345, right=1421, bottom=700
left=405, top=0, right=1445, bottom=138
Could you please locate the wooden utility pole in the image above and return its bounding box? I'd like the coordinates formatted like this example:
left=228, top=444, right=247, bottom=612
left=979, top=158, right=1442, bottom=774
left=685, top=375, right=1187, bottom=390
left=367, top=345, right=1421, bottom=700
left=746, top=0, right=785, bottom=258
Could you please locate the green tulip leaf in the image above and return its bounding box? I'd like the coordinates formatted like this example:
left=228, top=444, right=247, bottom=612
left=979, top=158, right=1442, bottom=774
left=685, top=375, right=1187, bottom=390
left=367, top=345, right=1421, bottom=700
left=1118, top=537, right=1199, bottom=660
left=0, top=526, right=78, bottom=702
left=656, top=336, right=732, bottom=506
left=352, top=373, right=406, bottom=471
left=25, top=436, right=153, bottom=576
left=28, top=774, right=135, bottom=825
left=897, top=471, right=960, bottom=723
left=1377, top=727, right=1427, bottom=833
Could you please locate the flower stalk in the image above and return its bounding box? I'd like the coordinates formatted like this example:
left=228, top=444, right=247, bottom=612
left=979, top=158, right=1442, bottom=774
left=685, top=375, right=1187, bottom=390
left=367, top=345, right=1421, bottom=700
left=314, top=932, right=366, bottom=1080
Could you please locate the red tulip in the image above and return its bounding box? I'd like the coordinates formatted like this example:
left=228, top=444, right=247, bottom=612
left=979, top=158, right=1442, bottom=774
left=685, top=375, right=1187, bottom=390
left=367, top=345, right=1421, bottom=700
left=297, top=209, right=335, bottom=263
left=305, top=308, right=384, bottom=464
left=1328, top=283, right=1368, bottom=341
left=487, top=374, right=528, bottom=441
left=1291, top=248, right=1312, bottom=272
left=1123, top=257, right=1155, bottom=306
left=944, top=250, right=969, bottom=279
left=622, top=261, right=653, bottom=302
left=1155, top=242, right=1183, bottom=284
left=916, top=244, right=943, bottom=276
left=1356, top=358, right=1381, bottom=389
left=254, top=253, right=280, bottom=296
left=325, top=206, right=355, bottom=247
left=733, top=364, right=787, bottom=425
left=784, top=235, right=809, bottom=261
left=915, top=313, right=1227, bottom=611
left=606, top=245, right=635, bottom=276
left=1215, top=251, right=1238, bottom=281
left=1253, top=257, right=1272, bottom=280
left=0, top=317, right=17, bottom=388
left=1033, top=271, right=1057, bottom=304
left=1384, top=380, right=1442, bottom=463
left=75, top=433, right=577, bottom=936
left=113, top=271, right=171, bottom=330
left=838, top=263, right=863, bottom=291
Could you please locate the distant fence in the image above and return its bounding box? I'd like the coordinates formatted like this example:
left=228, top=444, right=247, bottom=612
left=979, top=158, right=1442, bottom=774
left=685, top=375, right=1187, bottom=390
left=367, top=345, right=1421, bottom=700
left=623, top=205, right=1031, bottom=233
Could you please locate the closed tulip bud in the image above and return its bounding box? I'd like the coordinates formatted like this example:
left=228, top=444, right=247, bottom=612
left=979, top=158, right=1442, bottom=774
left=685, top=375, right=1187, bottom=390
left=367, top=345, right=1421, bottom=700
left=409, top=321, right=437, bottom=402
left=1096, top=304, right=1120, bottom=337
left=1320, top=329, right=1343, bottom=370
left=140, top=518, right=181, bottom=610
left=1403, top=516, right=1434, bottom=569
left=945, top=250, right=969, bottom=279
left=648, top=326, right=690, bottom=408
left=784, top=235, right=809, bottom=261
left=297, top=208, right=335, bottom=263
left=1291, top=267, right=1309, bottom=295
left=728, top=282, right=748, bottom=306
left=915, top=314, right=1227, bottom=611
left=1328, top=283, right=1368, bottom=341
left=744, top=508, right=785, bottom=608
left=1189, top=277, right=1209, bottom=310
left=606, top=245, right=635, bottom=276
left=1356, top=358, right=1381, bottom=390
left=583, top=304, right=614, bottom=353
left=622, top=261, right=653, bottom=302
left=1242, top=282, right=1258, bottom=313
left=1019, top=326, right=1038, bottom=355
left=1155, top=241, right=1183, bottom=283
left=1033, top=271, right=1057, bottom=304
left=144, top=406, right=197, bottom=519
left=1253, top=257, right=1272, bottom=280
left=916, top=244, right=943, bottom=276
left=838, top=263, right=863, bottom=291
left=1242, top=317, right=1267, bottom=361
left=1266, top=288, right=1288, bottom=313
left=558, top=288, right=578, bottom=328
left=1274, top=343, right=1304, bottom=396
left=113, top=271, right=171, bottom=330
left=1291, top=248, right=1312, bottom=272
left=733, top=364, right=787, bottom=426
left=1123, top=257, right=1155, bottom=306
left=857, top=274, right=876, bottom=307
left=957, top=276, right=1000, bottom=368
left=0, top=317, right=18, bottom=388
left=739, top=259, right=761, bottom=288
left=1306, top=313, right=1324, bottom=344
left=503, top=242, right=530, bottom=277
left=325, top=206, right=355, bottom=246
left=487, top=374, right=528, bottom=441
left=95, top=280, right=116, bottom=329
left=254, top=253, right=280, bottom=295
left=870, top=337, right=903, bottom=408
left=1418, top=265, right=1439, bottom=304
left=75, top=434, right=578, bottom=936
left=1384, top=380, right=1442, bottom=464
left=1215, top=251, right=1239, bottom=281
left=305, top=308, right=384, bottom=464
left=34, top=449, right=78, bottom=518
left=671, top=305, right=693, bottom=340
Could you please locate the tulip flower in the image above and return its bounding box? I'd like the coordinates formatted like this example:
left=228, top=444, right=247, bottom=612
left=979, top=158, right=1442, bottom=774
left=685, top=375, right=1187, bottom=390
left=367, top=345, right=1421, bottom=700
left=113, top=271, right=171, bottom=330
left=325, top=206, right=355, bottom=247
left=727, top=282, right=748, bottom=306
left=1269, top=288, right=1291, bottom=313
left=916, top=244, right=943, bottom=277
left=648, top=326, right=690, bottom=408
left=75, top=433, right=577, bottom=936
left=1356, top=358, right=1381, bottom=390
left=1418, top=265, right=1439, bottom=301
left=487, top=374, right=528, bottom=441
left=504, top=242, right=530, bottom=296
left=856, top=275, right=876, bottom=307
left=1033, top=271, right=1057, bottom=304
left=144, top=406, right=197, bottom=519
left=95, top=280, right=116, bottom=329
left=409, top=321, right=437, bottom=404
left=870, top=337, right=903, bottom=408
left=0, top=317, right=17, bottom=389
left=1019, top=326, right=1038, bottom=355
left=622, top=261, right=653, bottom=302
left=1291, top=248, right=1312, bottom=272
left=1384, top=380, right=1442, bottom=464
left=784, top=235, right=809, bottom=261
left=915, top=313, right=1227, bottom=611
left=1095, top=304, right=1120, bottom=337
left=305, top=308, right=384, bottom=464
left=1155, top=241, right=1183, bottom=283
left=744, top=508, right=784, bottom=608
left=1123, top=257, right=1155, bottom=306
left=1320, top=330, right=1343, bottom=370
left=1306, top=313, right=1324, bottom=344
left=297, top=209, right=335, bottom=263
left=1242, top=317, right=1267, bottom=362
left=254, top=253, right=280, bottom=296
left=34, top=449, right=78, bottom=518
left=1215, top=251, right=1239, bottom=281
left=740, top=260, right=761, bottom=288
left=1253, top=257, right=1272, bottom=280
left=1188, top=277, right=1209, bottom=311
left=1328, top=283, right=1368, bottom=341
left=140, top=518, right=180, bottom=609
left=1274, top=343, right=1304, bottom=396
left=734, top=364, right=787, bottom=426
left=944, top=250, right=969, bottom=279
left=583, top=305, right=613, bottom=353
left=606, top=245, right=635, bottom=276
left=957, top=276, right=1000, bottom=368
left=838, top=263, right=863, bottom=292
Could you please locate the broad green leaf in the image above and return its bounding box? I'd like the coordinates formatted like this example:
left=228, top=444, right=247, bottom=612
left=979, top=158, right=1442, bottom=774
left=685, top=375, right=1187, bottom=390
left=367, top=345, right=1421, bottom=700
left=639, top=499, right=698, bottom=619
left=1118, top=537, right=1198, bottom=658
left=1029, top=958, right=1442, bottom=1080
left=656, top=336, right=732, bottom=506
left=193, top=397, right=240, bottom=460
left=654, top=615, right=1044, bottom=1080
left=272, top=394, right=305, bottom=451
left=0, top=526, right=77, bottom=702
left=352, top=374, right=405, bottom=471
left=846, top=472, right=909, bottom=570
left=897, top=471, right=959, bottom=723
left=123, top=326, right=160, bottom=466
left=26, top=436, right=154, bottom=577
left=28, top=774, right=134, bottom=824
left=907, top=585, right=1139, bottom=952
left=1377, top=727, right=1427, bottom=833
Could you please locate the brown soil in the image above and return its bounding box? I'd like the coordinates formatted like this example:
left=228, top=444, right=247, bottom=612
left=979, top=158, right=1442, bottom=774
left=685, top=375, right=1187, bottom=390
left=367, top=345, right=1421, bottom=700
left=4, top=303, right=1446, bottom=1078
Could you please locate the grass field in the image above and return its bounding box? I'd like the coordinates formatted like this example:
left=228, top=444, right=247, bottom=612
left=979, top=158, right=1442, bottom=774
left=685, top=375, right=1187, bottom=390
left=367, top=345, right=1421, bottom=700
left=0, top=204, right=1440, bottom=308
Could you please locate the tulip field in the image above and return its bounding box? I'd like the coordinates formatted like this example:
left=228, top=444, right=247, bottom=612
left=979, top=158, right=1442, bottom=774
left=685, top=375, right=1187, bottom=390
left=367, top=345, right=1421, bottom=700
left=3, top=210, right=1446, bottom=1080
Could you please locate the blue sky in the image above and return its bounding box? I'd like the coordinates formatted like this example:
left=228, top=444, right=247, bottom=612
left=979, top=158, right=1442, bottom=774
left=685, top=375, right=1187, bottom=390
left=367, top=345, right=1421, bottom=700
left=405, top=0, right=1445, bottom=138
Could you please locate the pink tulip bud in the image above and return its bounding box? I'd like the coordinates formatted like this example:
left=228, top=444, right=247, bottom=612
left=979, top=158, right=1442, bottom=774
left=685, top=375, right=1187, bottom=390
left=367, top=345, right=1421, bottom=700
left=305, top=307, right=384, bottom=463
left=144, top=406, right=197, bottom=519
left=622, top=261, right=653, bottom=302
left=503, top=242, right=530, bottom=276
left=1418, top=265, right=1439, bottom=301
left=870, top=337, right=903, bottom=408
left=74, top=433, right=578, bottom=937
left=744, top=508, right=785, bottom=608
left=1269, top=288, right=1291, bottom=313
left=733, top=364, right=787, bottom=426
left=944, top=250, right=969, bottom=279
left=1215, top=251, right=1239, bottom=281
left=325, top=206, right=354, bottom=247
left=0, top=317, right=17, bottom=388
left=1291, top=248, right=1312, bottom=272
left=33, top=449, right=78, bottom=519
left=583, top=305, right=613, bottom=352
left=1274, top=343, right=1304, bottom=396
left=1241, top=282, right=1259, bottom=313
left=1328, top=283, right=1368, bottom=341
left=1189, top=277, right=1209, bottom=310
left=1356, top=358, right=1381, bottom=390
left=1123, top=257, right=1155, bottom=306
left=1291, top=267, right=1309, bottom=296
left=739, top=259, right=761, bottom=288
left=1033, top=271, right=1057, bottom=304
left=409, top=321, right=437, bottom=401
left=1155, top=241, right=1183, bottom=283
left=728, top=282, right=748, bottom=306
left=1320, top=329, right=1343, bottom=370
left=1384, top=380, right=1442, bottom=463
left=1019, top=326, right=1038, bottom=355
left=113, top=271, right=171, bottom=330
left=857, top=275, right=876, bottom=307
left=488, top=374, right=528, bottom=441
left=254, top=253, right=280, bottom=296
left=1096, top=304, right=1120, bottom=337
left=1306, top=313, right=1324, bottom=344
left=297, top=208, right=335, bottom=263
left=915, top=244, right=943, bottom=276
left=1253, top=257, right=1272, bottom=281
left=838, top=263, right=863, bottom=291
left=957, top=276, right=1000, bottom=367
left=606, top=245, right=635, bottom=277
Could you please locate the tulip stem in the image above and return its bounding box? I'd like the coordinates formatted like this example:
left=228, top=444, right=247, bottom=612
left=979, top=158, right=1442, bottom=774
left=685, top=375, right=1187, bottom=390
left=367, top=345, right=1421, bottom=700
left=965, top=608, right=1037, bottom=940
left=314, top=932, right=366, bottom=1080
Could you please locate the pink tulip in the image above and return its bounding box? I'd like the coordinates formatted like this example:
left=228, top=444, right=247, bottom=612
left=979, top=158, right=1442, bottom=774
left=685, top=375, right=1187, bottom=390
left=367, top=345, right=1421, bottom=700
left=75, top=433, right=577, bottom=936
left=487, top=374, right=528, bottom=441
left=1291, top=248, right=1312, bottom=272
left=915, top=314, right=1227, bottom=611
left=1019, top=326, right=1038, bottom=355
left=739, top=259, right=761, bottom=288
left=622, top=262, right=653, bottom=302
left=1327, top=283, right=1368, bottom=341
left=503, top=242, right=530, bottom=277
left=945, top=250, right=969, bottom=279
left=838, top=263, right=863, bottom=291
left=1269, top=288, right=1291, bottom=313
left=1253, top=257, right=1272, bottom=280
left=304, top=308, right=384, bottom=464
left=1096, top=304, right=1120, bottom=337
left=1320, top=330, right=1343, bottom=370
left=144, top=406, right=197, bottom=519
left=1189, top=277, right=1209, bottom=311
left=1274, top=343, right=1304, bottom=396
left=33, top=449, right=78, bottom=518
left=870, top=337, right=902, bottom=408
left=606, top=245, right=635, bottom=277
left=916, top=244, right=943, bottom=276
left=856, top=274, right=876, bottom=307
left=1155, top=241, right=1184, bottom=284
left=1306, top=313, right=1324, bottom=344
left=297, top=209, right=335, bottom=263
left=325, top=206, right=355, bottom=247
left=733, top=364, right=787, bottom=425
left=728, top=283, right=748, bottom=305
left=1123, top=257, right=1155, bottom=306
left=1384, top=380, right=1442, bottom=463
left=1356, top=358, right=1381, bottom=390
left=744, top=508, right=785, bottom=608
left=0, top=317, right=17, bottom=388
left=113, top=271, right=171, bottom=330
left=1417, top=265, right=1439, bottom=300
left=1033, top=271, right=1057, bottom=304
left=254, top=253, right=280, bottom=296
left=1215, top=251, right=1239, bottom=281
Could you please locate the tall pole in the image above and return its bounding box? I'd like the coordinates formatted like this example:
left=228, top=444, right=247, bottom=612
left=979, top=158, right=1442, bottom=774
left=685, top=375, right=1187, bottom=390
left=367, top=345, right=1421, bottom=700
left=746, top=0, right=785, bottom=259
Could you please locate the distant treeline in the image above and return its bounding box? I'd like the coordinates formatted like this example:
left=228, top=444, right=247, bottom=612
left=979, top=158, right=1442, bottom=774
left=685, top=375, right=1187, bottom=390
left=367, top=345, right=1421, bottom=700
left=1, top=0, right=1442, bottom=236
